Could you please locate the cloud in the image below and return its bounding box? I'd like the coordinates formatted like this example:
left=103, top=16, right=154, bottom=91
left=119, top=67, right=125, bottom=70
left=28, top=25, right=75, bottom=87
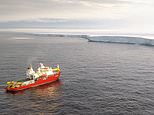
left=0, top=0, right=154, bottom=33
left=0, top=0, right=132, bottom=21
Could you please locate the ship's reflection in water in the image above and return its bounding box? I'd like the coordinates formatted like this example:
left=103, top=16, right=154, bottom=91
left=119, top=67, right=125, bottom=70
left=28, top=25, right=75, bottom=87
left=32, top=80, right=62, bottom=98
left=30, top=80, right=63, bottom=114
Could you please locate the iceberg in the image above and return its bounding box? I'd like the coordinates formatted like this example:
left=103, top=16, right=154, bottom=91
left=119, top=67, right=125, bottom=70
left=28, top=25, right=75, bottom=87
left=87, top=36, right=154, bottom=46
left=8, top=31, right=154, bottom=46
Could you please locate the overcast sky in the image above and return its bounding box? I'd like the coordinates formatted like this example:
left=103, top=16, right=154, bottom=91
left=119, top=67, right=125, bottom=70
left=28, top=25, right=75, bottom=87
left=0, top=0, right=154, bottom=33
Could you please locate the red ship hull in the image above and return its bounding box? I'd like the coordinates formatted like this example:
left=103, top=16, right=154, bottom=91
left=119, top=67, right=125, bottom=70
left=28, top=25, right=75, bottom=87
left=6, top=72, right=60, bottom=92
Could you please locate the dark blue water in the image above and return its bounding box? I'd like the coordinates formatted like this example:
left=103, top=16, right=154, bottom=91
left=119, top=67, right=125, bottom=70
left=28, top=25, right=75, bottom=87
left=0, top=32, right=154, bottom=115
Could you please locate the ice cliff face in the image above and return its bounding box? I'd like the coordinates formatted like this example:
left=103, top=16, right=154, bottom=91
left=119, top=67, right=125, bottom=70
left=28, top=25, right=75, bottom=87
left=87, top=36, right=154, bottom=46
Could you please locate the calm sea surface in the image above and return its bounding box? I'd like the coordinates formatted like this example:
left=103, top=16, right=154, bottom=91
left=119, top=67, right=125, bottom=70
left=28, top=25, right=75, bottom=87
left=0, top=32, right=154, bottom=115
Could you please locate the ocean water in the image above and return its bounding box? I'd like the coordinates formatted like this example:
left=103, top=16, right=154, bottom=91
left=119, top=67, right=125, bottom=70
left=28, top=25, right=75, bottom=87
left=0, top=32, right=154, bottom=115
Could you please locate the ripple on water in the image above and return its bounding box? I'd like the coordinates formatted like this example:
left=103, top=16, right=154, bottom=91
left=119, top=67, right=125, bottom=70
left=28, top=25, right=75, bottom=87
left=0, top=33, right=154, bottom=114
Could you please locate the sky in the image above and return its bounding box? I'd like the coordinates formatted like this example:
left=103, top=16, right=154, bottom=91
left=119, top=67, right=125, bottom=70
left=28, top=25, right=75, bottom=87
left=0, top=0, right=154, bottom=33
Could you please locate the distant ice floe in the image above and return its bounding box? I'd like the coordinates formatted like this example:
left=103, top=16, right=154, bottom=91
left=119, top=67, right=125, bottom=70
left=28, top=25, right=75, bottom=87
left=11, top=37, right=33, bottom=40
left=87, top=36, right=154, bottom=46
left=28, top=33, right=87, bottom=38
